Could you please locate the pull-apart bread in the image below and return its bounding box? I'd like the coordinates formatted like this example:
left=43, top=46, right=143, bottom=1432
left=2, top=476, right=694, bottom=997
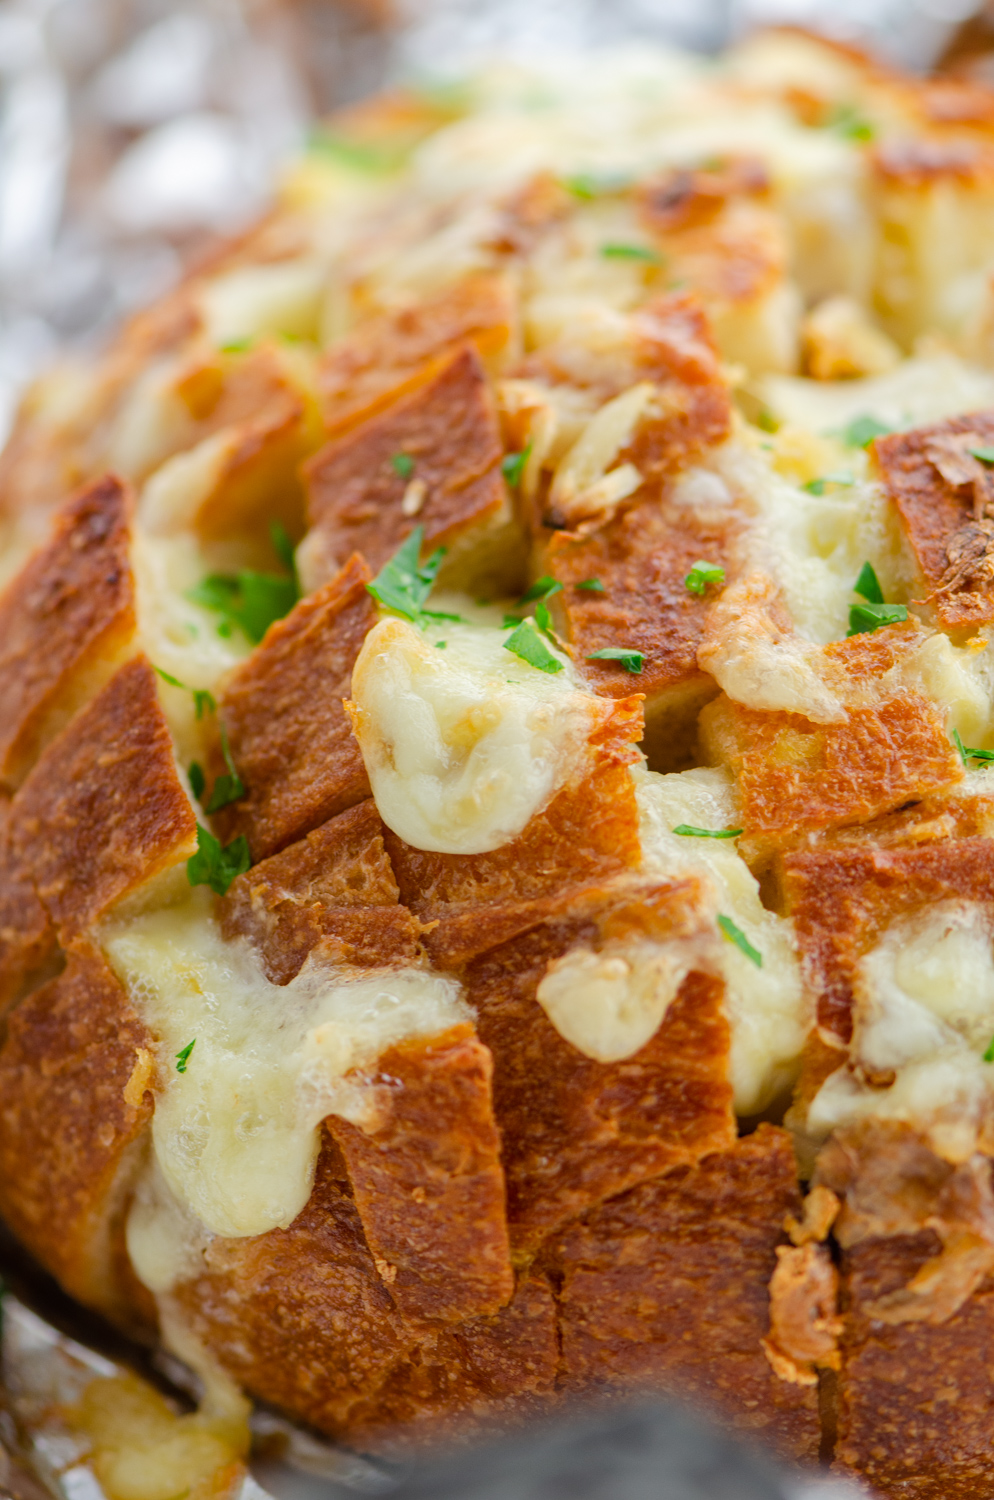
left=12, top=28, right=994, bottom=1498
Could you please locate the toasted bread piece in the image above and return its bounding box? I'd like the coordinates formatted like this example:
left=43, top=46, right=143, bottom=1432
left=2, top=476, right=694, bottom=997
left=782, top=824, right=994, bottom=1045
left=544, top=498, right=734, bottom=769
left=304, top=346, right=509, bottom=581
left=384, top=696, right=644, bottom=969
left=10, top=656, right=197, bottom=935
left=210, top=555, right=374, bottom=861
left=463, top=880, right=734, bottom=1254
left=817, top=1122, right=994, bottom=1498
left=318, top=274, right=516, bottom=436
left=874, top=411, right=994, bottom=628
left=0, top=799, right=55, bottom=1015
left=0, top=939, right=153, bottom=1317
left=549, top=1125, right=820, bottom=1464
left=219, top=799, right=418, bottom=982
left=330, top=1023, right=514, bottom=1324
left=701, top=627, right=961, bottom=862
left=176, top=1132, right=557, bottom=1450
left=0, top=475, right=136, bottom=792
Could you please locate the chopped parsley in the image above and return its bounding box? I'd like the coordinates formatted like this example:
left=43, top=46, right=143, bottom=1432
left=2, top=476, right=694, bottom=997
left=186, top=825, right=251, bottom=897
left=826, top=104, right=876, bottom=141
left=971, top=446, right=994, bottom=465
left=206, top=723, right=245, bottom=813
left=175, top=1040, right=196, bottom=1074
left=841, top=414, right=891, bottom=449
left=601, top=243, right=664, bottom=263
left=952, top=728, right=994, bottom=766
left=219, top=336, right=253, bottom=354
left=153, top=667, right=216, bottom=721
left=854, top=561, right=885, bottom=604
left=188, top=567, right=298, bottom=645
left=756, top=409, right=778, bottom=433
left=534, top=600, right=555, bottom=636
left=847, top=561, right=908, bottom=635
left=502, top=444, right=532, bottom=488
left=684, top=561, right=725, bottom=596
left=985, top=1034, right=994, bottom=1064
left=564, top=171, right=630, bottom=199
left=519, top=576, right=563, bottom=605
left=270, top=521, right=297, bottom=578
left=391, top=452, right=416, bottom=479
left=503, top=612, right=524, bottom=629
left=188, top=762, right=206, bottom=802
left=717, top=914, right=762, bottom=968
left=503, top=619, right=564, bottom=674
left=307, top=129, right=406, bottom=174
left=803, top=473, right=854, bottom=495
left=366, top=526, right=445, bottom=623
left=576, top=578, right=606, bottom=593
left=673, top=825, right=743, bottom=839
left=585, top=646, right=644, bottom=674
left=435, top=640, right=447, bottom=649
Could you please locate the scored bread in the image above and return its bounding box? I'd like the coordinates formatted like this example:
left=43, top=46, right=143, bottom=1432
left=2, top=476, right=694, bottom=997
left=10, top=26, right=994, bottom=1498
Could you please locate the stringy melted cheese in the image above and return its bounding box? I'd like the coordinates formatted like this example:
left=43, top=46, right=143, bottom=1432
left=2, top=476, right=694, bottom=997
left=102, top=892, right=469, bottom=1239
left=349, top=608, right=605, bottom=855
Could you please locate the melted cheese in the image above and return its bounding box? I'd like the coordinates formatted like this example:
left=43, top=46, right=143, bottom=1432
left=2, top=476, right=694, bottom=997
left=349, top=611, right=604, bottom=855
left=635, top=765, right=809, bottom=1114
left=536, top=938, right=696, bottom=1064
left=102, top=893, right=469, bottom=1239
left=808, top=901, right=994, bottom=1162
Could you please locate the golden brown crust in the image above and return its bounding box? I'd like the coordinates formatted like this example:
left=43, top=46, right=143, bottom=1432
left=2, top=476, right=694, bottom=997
left=0, top=474, right=136, bottom=792
left=318, top=274, right=516, bottom=436
left=548, top=1126, right=820, bottom=1464
left=874, top=411, right=994, bottom=626
left=304, top=345, right=507, bottom=576
left=211, top=555, right=374, bottom=861
left=10, top=656, right=197, bottom=935
left=701, top=671, right=961, bottom=861
left=782, top=832, right=994, bottom=1044
left=176, top=1132, right=557, bottom=1451
left=464, top=884, right=733, bottom=1254
left=0, top=939, right=153, bottom=1316
left=0, top=798, right=55, bottom=1015
left=219, top=799, right=419, bottom=982
left=330, top=1024, right=514, bottom=1324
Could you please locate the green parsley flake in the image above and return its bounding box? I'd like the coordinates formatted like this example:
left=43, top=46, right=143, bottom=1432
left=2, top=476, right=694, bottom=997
left=307, top=129, right=406, bottom=174
left=219, top=336, right=253, bottom=354
left=366, top=526, right=445, bottom=623
left=971, top=446, right=994, bottom=465
left=601, top=243, right=664, bottom=263
left=952, top=728, right=994, bottom=766
left=175, top=1040, right=196, bottom=1074
left=391, top=452, right=415, bottom=479
left=501, top=444, right=532, bottom=488
left=842, top=414, right=891, bottom=449
left=503, top=613, right=523, bottom=630
left=435, top=641, right=447, bottom=649
left=826, top=104, right=876, bottom=141
left=153, top=667, right=216, bottom=721
left=756, top=410, right=778, bottom=433
left=270, top=521, right=297, bottom=577
left=847, top=562, right=907, bottom=635
left=564, top=172, right=630, bottom=199
left=985, top=1034, right=994, bottom=1064
left=206, top=723, right=245, bottom=813
left=519, top=576, right=563, bottom=605
left=673, top=825, right=743, bottom=839
left=188, top=762, right=206, bottom=802
left=186, top=825, right=251, bottom=897
left=576, top=578, right=606, bottom=593
left=503, top=619, right=564, bottom=674
left=585, top=647, right=644, bottom=674
left=534, top=600, right=555, bottom=636
left=853, top=561, right=884, bottom=605
left=803, top=473, right=855, bottom=495
left=718, top=914, right=762, bottom=968
left=187, top=567, right=298, bottom=645
left=684, top=561, right=725, bottom=596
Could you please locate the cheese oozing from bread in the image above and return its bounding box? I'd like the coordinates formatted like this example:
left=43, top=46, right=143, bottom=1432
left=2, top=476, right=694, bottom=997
left=349, top=608, right=605, bottom=855
left=102, top=892, right=469, bottom=1239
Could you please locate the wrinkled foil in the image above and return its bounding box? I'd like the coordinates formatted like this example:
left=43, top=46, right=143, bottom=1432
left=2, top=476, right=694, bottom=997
left=0, top=0, right=983, bottom=1495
